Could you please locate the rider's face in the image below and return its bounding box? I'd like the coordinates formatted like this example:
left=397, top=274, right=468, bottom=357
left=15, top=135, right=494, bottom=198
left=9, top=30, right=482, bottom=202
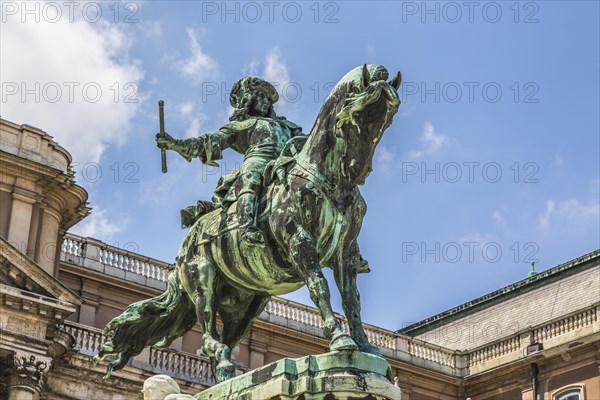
left=252, top=91, right=271, bottom=116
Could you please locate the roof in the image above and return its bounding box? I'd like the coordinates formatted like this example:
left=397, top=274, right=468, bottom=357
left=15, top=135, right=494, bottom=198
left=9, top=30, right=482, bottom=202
left=398, top=249, right=600, bottom=336
left=0, top=236, right=82, bottom=305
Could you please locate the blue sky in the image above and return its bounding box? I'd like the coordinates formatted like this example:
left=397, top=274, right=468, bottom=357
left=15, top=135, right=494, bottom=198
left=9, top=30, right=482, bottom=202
left=2, top=1, right=599, bottom=330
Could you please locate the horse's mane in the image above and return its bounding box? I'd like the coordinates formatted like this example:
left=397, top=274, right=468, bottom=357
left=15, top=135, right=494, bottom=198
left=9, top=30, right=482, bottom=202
left=309, top=65, right=389, bottom=136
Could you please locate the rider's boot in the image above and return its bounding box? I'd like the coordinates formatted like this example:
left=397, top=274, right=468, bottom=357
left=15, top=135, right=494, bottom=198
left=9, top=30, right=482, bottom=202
left=237, top=192, right=265, bottom=248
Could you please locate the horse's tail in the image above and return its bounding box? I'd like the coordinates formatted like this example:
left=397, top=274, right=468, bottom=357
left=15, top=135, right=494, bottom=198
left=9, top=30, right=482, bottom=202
left=93, top=270, right=196, bottom=378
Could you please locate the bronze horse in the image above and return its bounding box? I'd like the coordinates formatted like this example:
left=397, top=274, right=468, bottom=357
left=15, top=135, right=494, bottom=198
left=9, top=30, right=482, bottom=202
left=96, top=64, right=401, bottom=383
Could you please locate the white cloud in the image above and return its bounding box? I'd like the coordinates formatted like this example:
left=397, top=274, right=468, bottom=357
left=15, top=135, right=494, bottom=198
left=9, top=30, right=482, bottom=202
left=264, top=47, right=291, bottom=89
left=139, top=20, right=163, bottom=39
left=264, top=47, right=296, bottom=117
left=492, top=210, right=509, bottom=236
left=176, top=102, right=206, bottom=138
left=242, top=58, right=260, bottom=76
left=408, top=123, right=448, bottom=160
left=70, top=207, right=123, bottom=239
left=374, top=146, right=395, bottom=173
left=538, top=200, right=555, bottom=231
left=537, top=198, right=599, bottom=233
left=1, top=13, right=143, bottom=163
left=178, top=102, right=194, bottom=116
left=185, top=117, right=202, bottom=138
left=177, top=28, right=219, bottom=82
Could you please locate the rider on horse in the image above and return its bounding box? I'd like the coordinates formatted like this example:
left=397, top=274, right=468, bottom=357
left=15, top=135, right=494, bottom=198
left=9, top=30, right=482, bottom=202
left=156, top=77, right=303, bottom=247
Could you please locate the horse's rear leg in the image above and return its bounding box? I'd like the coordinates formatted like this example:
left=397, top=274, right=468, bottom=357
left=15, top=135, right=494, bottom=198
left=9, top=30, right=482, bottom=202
left=220, top=293, right=270, bottom=351
left=180, top=253, right=234, bottom=382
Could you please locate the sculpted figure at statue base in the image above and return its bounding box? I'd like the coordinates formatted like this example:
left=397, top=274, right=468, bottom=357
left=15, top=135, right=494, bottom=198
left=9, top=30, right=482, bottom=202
left=141, top=375, right=195, bottom=400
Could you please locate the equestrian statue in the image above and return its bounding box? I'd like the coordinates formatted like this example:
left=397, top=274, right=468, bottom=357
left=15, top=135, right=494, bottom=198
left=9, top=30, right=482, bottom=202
left=95, top=64, right=402, bottom=383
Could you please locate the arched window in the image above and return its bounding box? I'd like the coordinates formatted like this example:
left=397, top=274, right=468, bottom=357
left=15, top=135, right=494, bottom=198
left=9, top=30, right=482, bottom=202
left=554, top=388, right=582, bottom=400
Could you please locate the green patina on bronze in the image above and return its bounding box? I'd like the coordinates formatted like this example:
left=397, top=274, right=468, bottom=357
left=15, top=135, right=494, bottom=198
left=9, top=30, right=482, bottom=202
left=95, top=65, right=402, bottom=384
left=194, top=350, right=400, bottom=400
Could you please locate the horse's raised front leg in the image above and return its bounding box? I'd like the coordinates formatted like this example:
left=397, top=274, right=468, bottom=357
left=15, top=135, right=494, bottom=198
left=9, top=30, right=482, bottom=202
left=333, top=252, right=382, bottom=357
left=289, top=227, right=357, bottom=351
left=179, top=252, right=234, bottom=382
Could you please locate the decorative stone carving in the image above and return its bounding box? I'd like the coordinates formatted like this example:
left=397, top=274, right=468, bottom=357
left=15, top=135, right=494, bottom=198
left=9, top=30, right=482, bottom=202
left=7, top=352, right=50, bottom=394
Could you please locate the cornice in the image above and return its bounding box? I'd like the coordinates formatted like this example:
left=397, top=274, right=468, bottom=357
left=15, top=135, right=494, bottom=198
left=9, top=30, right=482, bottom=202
left=1, top=237, right=82, bottom=305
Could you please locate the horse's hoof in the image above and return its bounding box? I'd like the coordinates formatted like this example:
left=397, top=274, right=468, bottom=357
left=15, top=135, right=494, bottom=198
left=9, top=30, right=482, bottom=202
left=330, top=333, right=358, bottom=351
left=215, top=360, right=235, bottom=383
left=360, top=342, right=383, bottom=357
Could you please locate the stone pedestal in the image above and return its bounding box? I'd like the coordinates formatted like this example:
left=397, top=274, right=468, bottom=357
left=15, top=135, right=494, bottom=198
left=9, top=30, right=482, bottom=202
left=195, top=350, right=401, bottom=400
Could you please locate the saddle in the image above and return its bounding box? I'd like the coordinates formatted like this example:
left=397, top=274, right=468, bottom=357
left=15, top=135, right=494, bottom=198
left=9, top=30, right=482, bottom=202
left=180, top=136, right=308, bottom=229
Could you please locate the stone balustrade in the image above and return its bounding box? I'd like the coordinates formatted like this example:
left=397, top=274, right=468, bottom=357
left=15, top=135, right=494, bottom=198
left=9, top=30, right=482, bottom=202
left=533, top=306, right=597, bottom=343
left=408, top=339, right=456, bottom=368
left=61, top=233, right=173, bottom=290
left=58, top=233, right=467, bottom=376
left=468, top=335, right=520, bottom=366
left=467, top=304, right=599, bottom=374
left=59, top=233, right=600, bottom=379
left=62, top=321, right=215, bottom=386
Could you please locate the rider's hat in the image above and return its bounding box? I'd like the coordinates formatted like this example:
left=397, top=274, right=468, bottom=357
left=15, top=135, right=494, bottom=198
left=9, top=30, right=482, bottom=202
left=230, top=77, right=279, bottom=108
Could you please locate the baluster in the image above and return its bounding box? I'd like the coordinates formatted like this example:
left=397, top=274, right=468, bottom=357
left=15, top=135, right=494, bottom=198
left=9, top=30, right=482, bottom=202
left=171, top=353, right=178, bottom=373
left=129, top=258, right=136, bottom=274
left=168, top=352, right=174, bottom=372
left=149, top=348, right=155, bottom=366
left=94, top=333, right=102, bottom=354
left=159, top=351, right=166, bottom=370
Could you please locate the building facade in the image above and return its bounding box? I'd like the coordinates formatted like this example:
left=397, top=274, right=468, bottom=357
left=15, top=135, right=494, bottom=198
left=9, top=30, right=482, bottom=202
left=1, top=117, right=598, bottom=399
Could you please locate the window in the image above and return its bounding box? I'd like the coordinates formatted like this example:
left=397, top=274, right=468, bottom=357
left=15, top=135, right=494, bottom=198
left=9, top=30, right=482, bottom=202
left=555, top=389, right=582, bottom=400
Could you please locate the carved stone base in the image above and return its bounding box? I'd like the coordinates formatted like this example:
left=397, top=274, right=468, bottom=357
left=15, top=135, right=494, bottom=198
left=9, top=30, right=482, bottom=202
left=194, top=350, right=401, bottom=400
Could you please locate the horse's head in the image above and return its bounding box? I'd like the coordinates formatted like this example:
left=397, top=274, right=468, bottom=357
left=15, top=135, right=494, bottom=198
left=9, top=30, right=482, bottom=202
left=309, top=65, right=401, bottom=186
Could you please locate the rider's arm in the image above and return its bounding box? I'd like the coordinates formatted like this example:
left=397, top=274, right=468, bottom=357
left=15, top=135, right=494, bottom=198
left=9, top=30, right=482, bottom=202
left=200, top=119, right=257, bottom=164
left=160, top=119, right=256, bottom=165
